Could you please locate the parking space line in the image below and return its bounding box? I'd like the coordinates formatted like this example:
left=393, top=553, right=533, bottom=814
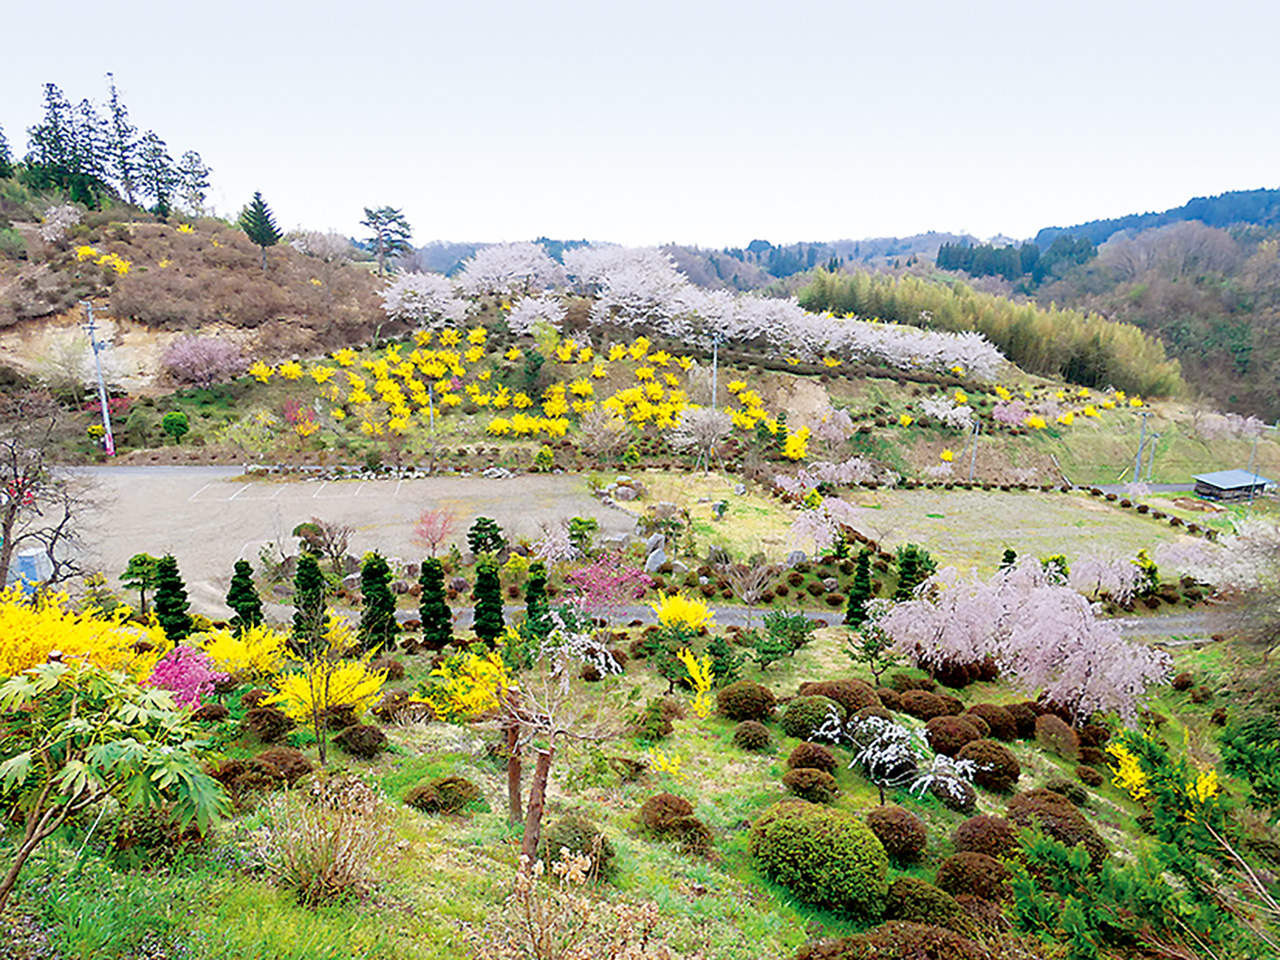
left=187, top=482, right=213, bottom=502
left=313, top=481, right=328, bottom=498
left=226, top=484, right=251, bottom=501
left=395, top=479, right=403, bottom=499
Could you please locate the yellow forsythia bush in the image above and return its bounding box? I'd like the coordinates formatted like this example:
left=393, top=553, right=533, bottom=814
left=199, top=625, right=290, bottom=678
left=0, top=586, right=169, bottom=678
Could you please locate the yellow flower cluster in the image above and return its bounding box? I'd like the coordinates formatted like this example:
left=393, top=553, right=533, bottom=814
left=264, top=659, right=387, bottom=722
left=75, top=245, right=131, bottom=274
left=676, top=648, right=714, bottom=720
left=200, top=624, right=288, bottom=678
left=427, top=650, right=513, bottom=720
left=651, top=592, right=715, bottom=632
left=646, top=745, right=689, bottom=783
left=0, top=587, right=168, bottom=679
left=783, top=425, right=810, bottom=460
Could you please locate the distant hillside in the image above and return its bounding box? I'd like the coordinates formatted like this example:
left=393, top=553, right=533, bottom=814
left=1034, top=187, right=1280, bottom=250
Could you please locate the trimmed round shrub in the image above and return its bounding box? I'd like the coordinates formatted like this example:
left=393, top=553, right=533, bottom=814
left=875, top=688, right=903, bottom=711
left=936, top=693, right=965, bottom=715
left=241, top=688, right=272, bottom=709
left=935, top=852, right=1012, bottom=901
left=1044, top=777, right=1089, bottom=806
left=1079, top=746, right=1109, bottom=769
left=962, top=713, right=990, bottom=738
left=925, top=716, right=983, bottom=757
left=716, top=680, right=777, bottom=722
left=733, top=720, right=772, bottom=752
left=333, top=722, right=388, bottom=759
left=1007, top=789, right=1108, bottom=866
left=956, top=739, right=1020, bottom=793
left=964, top=704, right=1016, bottom=742
left=783, top=767, right=839, bottom=803
left=750, top=800, right=889, bottom=916
left=252, top=747, right=314, bottom=786
left=637, top=792, right=711, bottom=854
left=952, top=815, right=1019, bottom=860
left=405, top=775, right=482, bottom=814
left=856, top=705, right=894, bottom=722
left=797, top=679, right=882, bottom=715
left=787, top=742, right=837, bottom=774
left=1076, top=764, right=1104, bottom=787
left=898, top=690, right=955, bottom=721
left=1035, top=715, right=1080, bottom=759
left=883, top=878, right=972, bottom=935
left=538, top=813, right=615, bottom=876
left=931, top=778, right=977, bottom=813
left=243, top=705, right=294, bottom=743
left=371, top=657, right=406, bottom=682
left=794, top=922, right=987, bottom=960
left=889, top=672, right=937, bottom=693
left=638, top=792, right=693, bottom=832
left=780, top=696, right=846, bottom=740
left=1077, top=723, right=1110, bottom=749
left=191, top=702, right=229, bottom=723
left=1003, top=702, right=1037, bottom=738
left=865, top=805, right=927, bottom=863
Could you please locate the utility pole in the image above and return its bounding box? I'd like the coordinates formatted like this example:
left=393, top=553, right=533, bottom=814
left=709, top=330, right=721, bottom=413
left=1144, top=433, right=1160, bottom=482
left=967, top=419, right=981, bottom=482
left=1246, top=421, right=1279, bottom=505
left=1132, top=411, right=1149, bottom=484
left=81, top=300, right=115, bottom=456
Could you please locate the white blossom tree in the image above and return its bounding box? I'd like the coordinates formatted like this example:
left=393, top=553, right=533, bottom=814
left=457, top=242, right=564, bottom=297
left=505, top=294, right=567, bottom=337
left=879, top=557, right=1170, bottom=723
left=379, top=272, right=468, bottom=328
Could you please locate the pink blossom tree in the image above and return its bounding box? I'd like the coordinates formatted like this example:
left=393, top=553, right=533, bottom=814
left=412, top=507, right=458, bottom=556
left=563, top=554, right=654, bottom=626
left=161, top=337, right=245, bottom=387
left=146, top=646, right=228, bottom=709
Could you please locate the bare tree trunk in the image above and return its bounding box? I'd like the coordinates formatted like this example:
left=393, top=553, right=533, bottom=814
left=519, top=747, right=555, bottom=867
left=506, top=719, right=523, bottom=824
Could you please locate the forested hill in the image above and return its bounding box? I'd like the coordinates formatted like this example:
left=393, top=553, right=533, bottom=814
left=1034, top=188, right=1280, bottom=250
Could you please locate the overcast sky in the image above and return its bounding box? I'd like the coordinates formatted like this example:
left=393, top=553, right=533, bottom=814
left=4, top=0, right=1276, bottom=248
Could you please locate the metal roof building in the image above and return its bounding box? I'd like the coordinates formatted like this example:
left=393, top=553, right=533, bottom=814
left=1192, top=469, right=1274, bottom=501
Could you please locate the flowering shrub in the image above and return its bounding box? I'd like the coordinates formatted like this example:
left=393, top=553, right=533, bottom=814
left=146, top=646, right=228, bottom=708
left=0, top=587, right=169, bottom=679
left=161, top=336, right=245, bottom=387
left=650, top=593, right=714, bottom=633
left=200, top=625, right=289, bottom=678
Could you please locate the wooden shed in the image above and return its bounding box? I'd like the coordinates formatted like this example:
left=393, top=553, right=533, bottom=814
left=1192, top=469, right=1274, bottom=502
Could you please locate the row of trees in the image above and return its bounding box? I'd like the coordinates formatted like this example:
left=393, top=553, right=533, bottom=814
left=6, top=78, right=210, bottom=214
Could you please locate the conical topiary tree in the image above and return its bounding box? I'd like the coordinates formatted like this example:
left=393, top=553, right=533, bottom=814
left=523, top=561, right=551, bottom=640
left=845, top=551, right=873, bottom=627
left=226, top=559, right=263, bottom=633
left=473, top=556, right=505, bottom=645
left=152, top=554, right=193, bottom=641
left=419, top=557, right=452, bottom=650
left=358, top=552, right=398, bottom=654
left=467, top=516, right=506, bottom=557
left=292, top=554, right=329, bottom=658
left=1000, top=548, right=1017, bottom=570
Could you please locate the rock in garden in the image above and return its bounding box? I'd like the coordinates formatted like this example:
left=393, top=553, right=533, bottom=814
left=644, top=548, right=666, bottom=573
left=786, top=550, right=807, bottom=567
left=615, top=486, right=638, bottom=501
left=646, top=532, right=666, bottom=552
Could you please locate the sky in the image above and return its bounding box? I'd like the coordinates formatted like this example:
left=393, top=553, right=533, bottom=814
left=4, top=0, right=1278, bottom=248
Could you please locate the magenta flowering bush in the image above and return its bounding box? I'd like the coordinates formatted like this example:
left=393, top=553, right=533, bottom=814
left=147, top=646, right=229, bottom=708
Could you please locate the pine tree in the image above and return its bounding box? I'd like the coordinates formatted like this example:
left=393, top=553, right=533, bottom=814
left=292, top=554, right=329, bottom=658
left=846, top=550, right=873, bottom=626
left=103, top=73, right=137, bottom=204
left=152, top=554, right=193, bottom=641
left=1000, top=548, right=1018, bottom=571
left=419, top=557, right=453, bottom=651
left=357, top=552, right=399, bottom=654
left=706, top=634, right=743, bottom=686
left=467, top=516, right=506, bottom=557
left=523, top=561, right=551, bottom=640
left=226, top=559, right=264, bottom=632
left=360, top=206, right=413, bottom=276
left=239, top=190, right=282, bottom=270
left=120, top=553, right=160, bottom=617
left=472, top=556, right=505, bottom=645
left=0, top=124, right=12, bottom=180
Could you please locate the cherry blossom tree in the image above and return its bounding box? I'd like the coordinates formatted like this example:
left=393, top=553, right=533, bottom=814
left=290, top=230, right=353, bottom=262
left=412, top=507, right=459, bottom=556
left=920, top=396, right=975, bottom=430
left=457, top=242, right=564, bottom=297
left=879, top=557, right=1170, bottom=723
left=1068, top=554, right=1141, bottom=603
left=668, top=407, right=731, bottom=472
left=379, top=272, right=468, bottom=328
left=533, top=519, right=577, bottom=565
left=505, top=294, right=567, bottom=337
left=563, top=554, right=653, bottom=625
left=161, top=336, right=245, bottom=387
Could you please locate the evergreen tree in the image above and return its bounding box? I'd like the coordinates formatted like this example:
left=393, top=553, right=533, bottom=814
left=0, top=125, right=12, bottom=180
left=239, top=190, right=282, bottom=270
left=893, top=547, right=920, bottom=602
left=291, top=554, right=329, bottom=658
left=706, top=634, right=743, bottom=686
left=152, top=554, right=193, bottom=641
left=472, top=556, right=505, bottom=645
left=418, top=557, right=453, bottom=650
left=467, top=516, right=506, bottom=557
left=103, top=72, right=137, bottom=204
left=357, top=552, right=399, bottom=654
left=523, top=561, right=551, bottom=640
left=360, top=206, right=413, bottom=276
left=120, top=553, right=160, bottom=617
left=845, top=550, right=873, bottom=627
left=225, top=559, right=264, bottom=632
left=176, top=150, right=211, bottom=213
left=24, top=84, right=107, bottom=204
left=1000, top=548, right=1018, bottom=571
